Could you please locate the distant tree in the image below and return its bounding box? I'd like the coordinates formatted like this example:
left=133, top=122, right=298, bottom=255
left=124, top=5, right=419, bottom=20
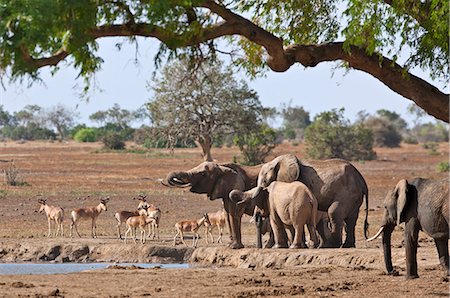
left=43, top=104, right=78, bottom=140
left=148, top=58, right=265, bottom=161
left=304, top=108, right=376, bottom=160
left=89, top=103, right=141, bottom=129
left=376, top=109, right=407, bottom=133
left=89, top=104, right=142, bottom=140
left=414, top=122, right=449, bottom=143
left=0, top=105, right=14, bottom=127
left=363, top=116, right=402, bottom=147
left=279, top=103, right=311, bottom=140
left=233, top=124, right=278, bottom=165
left=14, top=105, right=42, bottom=127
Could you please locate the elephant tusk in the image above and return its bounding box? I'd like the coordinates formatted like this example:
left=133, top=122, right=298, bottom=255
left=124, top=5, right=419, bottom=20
left=366, top=226, right=384, bottom=242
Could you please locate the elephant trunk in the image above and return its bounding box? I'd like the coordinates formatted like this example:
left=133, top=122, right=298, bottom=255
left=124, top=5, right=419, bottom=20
left=251, top=186, right=262, bottom=200
left=164, top=171, right=191, bottom=187
left=382, top=224, right=395, bottom=274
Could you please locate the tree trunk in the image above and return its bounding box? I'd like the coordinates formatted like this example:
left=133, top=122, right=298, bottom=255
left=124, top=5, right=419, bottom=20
left=195, top=136, right=213, bottom=162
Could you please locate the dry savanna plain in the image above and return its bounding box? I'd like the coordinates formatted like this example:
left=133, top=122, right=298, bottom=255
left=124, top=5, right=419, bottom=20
left=0, top=141, right=448, bottom=297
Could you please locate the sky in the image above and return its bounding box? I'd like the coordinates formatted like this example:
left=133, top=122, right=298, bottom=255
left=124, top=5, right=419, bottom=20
left=0, top=37, right=444, bottom=128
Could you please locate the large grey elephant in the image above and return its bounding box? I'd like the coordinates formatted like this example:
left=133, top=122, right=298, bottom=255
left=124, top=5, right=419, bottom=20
left=230, top=181, right=319, bottom=249
left=253, top=154, right=369, bottom=248
left=161, top=161, right=261, bottom=249
left=367, top=178, right=449, bottom=279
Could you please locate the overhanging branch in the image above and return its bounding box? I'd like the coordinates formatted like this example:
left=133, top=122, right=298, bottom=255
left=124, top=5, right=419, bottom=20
left=15, top=0, right=449, bottom=122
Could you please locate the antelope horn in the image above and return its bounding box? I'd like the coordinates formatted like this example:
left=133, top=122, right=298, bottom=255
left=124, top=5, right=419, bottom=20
left=366, top=226, right=384, bottom=242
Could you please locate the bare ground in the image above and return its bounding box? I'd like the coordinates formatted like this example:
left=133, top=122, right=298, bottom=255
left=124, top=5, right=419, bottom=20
left=0, top=141, right=448, bottom=297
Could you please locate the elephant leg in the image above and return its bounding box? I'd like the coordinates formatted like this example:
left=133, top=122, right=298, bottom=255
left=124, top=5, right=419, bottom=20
left=290, top=223, right=305, bottom=249
left=225, top=201, right=244, bottom=249
left=434, top=237, right=449, bottom=275
left=263, top=223, right=275, bottom=248
left=342, top=206, right=359, bottom=248
left=404, top=218, right=420, bottom=279
left=270, top=213, right=288, bottom=248
left=316, top=219, right=328, bottom=248
left=307, top=222, right=319, bottom=248
left=326, top=203, right=344, bottom=248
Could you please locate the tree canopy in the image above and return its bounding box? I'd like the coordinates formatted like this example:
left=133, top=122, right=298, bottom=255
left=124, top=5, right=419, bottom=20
left=147, top=58, right=265, bottom=161
left=0, top=0, right=448, bottom=121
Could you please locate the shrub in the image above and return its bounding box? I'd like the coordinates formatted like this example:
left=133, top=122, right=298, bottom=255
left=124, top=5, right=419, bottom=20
left=3, top=161, right=29, bottom=186
left=414, top=122, right=449, bottom=143
left=422, top=142, right=439, bottom=155
left=437, top=161, right=450, bottom=172
left=363, top=117, right=402, bottom=147
left=233, top=124, right=278, bottom=165
left=102, top=132, right=126, bottom=150
left=304, top=109, right=376, bottom=161
left=73, top=128, right=97, bottom=142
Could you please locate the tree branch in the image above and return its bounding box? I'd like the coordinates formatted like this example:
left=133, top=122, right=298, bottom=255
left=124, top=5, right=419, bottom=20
left=382, top=0, right=433, bottom=31
left=17, top=0, right=448, bottom=122
left=286, top=43, right=449, bottom=122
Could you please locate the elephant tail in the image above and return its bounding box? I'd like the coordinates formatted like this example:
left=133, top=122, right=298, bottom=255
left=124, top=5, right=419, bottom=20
left=363, top=189, right=369, bottom=239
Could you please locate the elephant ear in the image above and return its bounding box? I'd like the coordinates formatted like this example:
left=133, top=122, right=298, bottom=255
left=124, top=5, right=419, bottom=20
left=273, top=154, right=301, bottom=183
left=218, top=165, right=237, bottom=176
left=395, top=179, right=409, bottom=225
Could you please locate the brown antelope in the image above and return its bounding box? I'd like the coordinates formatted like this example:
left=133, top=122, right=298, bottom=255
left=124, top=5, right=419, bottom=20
left=173, top=214, right=210, bottom=247
left=124, top=214, right=156, bottom=244
left=114, top=204, right=148, bottom=240
left=70, top=197, right=109, bottom=238
left=38, top=198, right=65, bottom=237
left=135, top=195, right=161, bottom=240
left=145, top=204, right=161, bottom=240
left=204, top=209, right=226, bottom=244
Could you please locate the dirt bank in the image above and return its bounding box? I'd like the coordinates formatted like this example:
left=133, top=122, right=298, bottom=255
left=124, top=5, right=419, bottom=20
left=0, top=239, right=443, bottom=273
left=0, top=239, right=193, bottom=264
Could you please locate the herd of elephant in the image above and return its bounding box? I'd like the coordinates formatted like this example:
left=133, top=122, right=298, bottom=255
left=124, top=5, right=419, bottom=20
left=161, top=154, right=449, bottom=280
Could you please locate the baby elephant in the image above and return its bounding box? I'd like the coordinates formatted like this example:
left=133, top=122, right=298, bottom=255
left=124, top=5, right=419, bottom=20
left=230, top=181, right=319, bottom=249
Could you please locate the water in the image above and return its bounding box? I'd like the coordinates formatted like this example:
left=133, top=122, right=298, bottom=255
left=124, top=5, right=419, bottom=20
left=0, top=263, right=189, bottom=275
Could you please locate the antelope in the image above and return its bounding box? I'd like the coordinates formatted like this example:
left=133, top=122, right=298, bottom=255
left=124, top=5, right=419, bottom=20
left=124, top=214, right=157, bottom=244
left=38, top=198, right=65, bottom=237
left=173, top=214, right=210, bottom=247
left=135, top=195, right=161, bottom=240
left=145, top=204, right=161, bottom=240
left=70, top=197, right=109, bottom=238
left=114, top=201, right=148, bottom=240
left=204, top=209, right=227, bottom=244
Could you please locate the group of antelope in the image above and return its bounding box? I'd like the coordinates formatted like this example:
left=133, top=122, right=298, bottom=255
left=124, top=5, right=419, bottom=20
left=37, top=195, right=160, bottom=244
left=173, top=209, right=227, bottom=247
left=38, top=195, right=227, bottom=247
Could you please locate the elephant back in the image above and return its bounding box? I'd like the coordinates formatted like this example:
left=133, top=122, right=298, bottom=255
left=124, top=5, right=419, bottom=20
left=273, top=154, right=301, bottom=183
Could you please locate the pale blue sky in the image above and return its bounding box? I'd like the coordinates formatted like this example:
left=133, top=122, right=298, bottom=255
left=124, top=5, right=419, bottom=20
left=0, top=37, right=443, bottom=127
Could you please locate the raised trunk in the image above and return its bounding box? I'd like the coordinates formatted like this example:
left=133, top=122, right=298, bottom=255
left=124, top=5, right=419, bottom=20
left=165, top=171, right=191, bottom=187
left=382, top=225, right=395, bottom=274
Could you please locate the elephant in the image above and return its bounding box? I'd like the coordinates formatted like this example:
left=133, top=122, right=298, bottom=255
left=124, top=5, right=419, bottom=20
left=246, top=204, right=330, bottom=248
left=252, top=154, right=369, bottom=248
left=367, top=178, right=449, bottom=279
left=230, top=181, right=319, bottom=249
left=161, top=161, right=262, bottom=249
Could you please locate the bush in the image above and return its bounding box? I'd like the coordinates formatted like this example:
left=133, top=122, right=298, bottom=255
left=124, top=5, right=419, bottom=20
left=437, top=161, right=450, bottom=172
left=73, top=128, right=97, bottom=142
left=3, top=161, right=29, bottom=186
left=233, top=124, right=278, bottom=165
left=414, top=122, right=449, bottom=143
left=304, top=109, right=376, bottom=161
left=102, top=132, right=126, bottom=150
left=422, top=142, right=439, bottom=155
left=363, top=117, right=402, bottom=147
